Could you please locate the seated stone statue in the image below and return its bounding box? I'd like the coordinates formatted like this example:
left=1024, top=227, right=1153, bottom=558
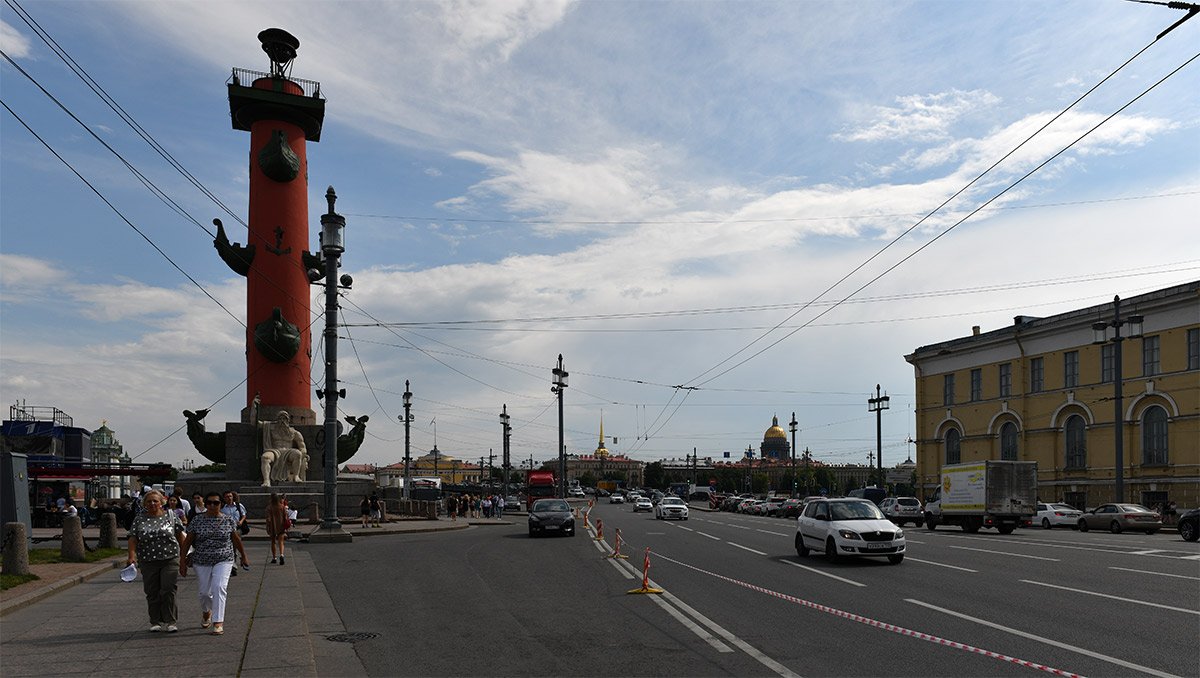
left=259, top=410, right=305, bottom=487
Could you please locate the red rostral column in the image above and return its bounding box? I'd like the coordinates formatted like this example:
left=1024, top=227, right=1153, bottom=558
left=219, top=29, right=326, bottom=425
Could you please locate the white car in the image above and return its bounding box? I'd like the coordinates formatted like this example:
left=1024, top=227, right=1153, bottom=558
left=568, top=487, right=585, bottom=498
left=879, top=497, right=923, bottom=527
left=632, top=497, right=653, bottom=512
left=795, top=498, right=905, bottom=565
left=609, top=494, right=625, bottom=504
left=655, top=497, right=689, bottom=520
left=1036, top=502, right=1082, bottom=529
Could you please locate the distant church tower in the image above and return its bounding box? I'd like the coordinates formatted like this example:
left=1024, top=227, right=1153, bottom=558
left=760, top=415, right=790, bottom=460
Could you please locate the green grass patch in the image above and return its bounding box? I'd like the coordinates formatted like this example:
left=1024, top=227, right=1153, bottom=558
left=1, top=573, right=40, bottom=590
left=28, top=547, right=125, bottom=565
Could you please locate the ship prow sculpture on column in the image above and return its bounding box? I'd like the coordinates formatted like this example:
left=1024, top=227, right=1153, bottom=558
left=176, top=28, right=371, bottom=520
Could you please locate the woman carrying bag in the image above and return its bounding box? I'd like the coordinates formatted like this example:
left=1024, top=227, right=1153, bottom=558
left=127, top=489, right=185, bottom=633
left=180, top=492, right=250, bottom=635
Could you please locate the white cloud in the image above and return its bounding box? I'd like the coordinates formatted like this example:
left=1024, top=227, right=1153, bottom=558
left=836, top=89, right=1001, bottom=143
left=438, top=0, right=574, bottom=64
left=0, top=20, right=32, bottom=58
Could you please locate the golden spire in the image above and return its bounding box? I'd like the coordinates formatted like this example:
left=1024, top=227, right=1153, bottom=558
left=596, top=412, right=609, bottom=458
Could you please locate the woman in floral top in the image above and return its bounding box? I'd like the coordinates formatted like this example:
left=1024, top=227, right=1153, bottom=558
left=180, top=491, right=250, bottom=635
left=127, top=490, right=185, bottom=633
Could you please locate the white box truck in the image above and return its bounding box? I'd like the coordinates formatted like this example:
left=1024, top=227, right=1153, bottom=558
left=923, top=460, right=1037, bottom=534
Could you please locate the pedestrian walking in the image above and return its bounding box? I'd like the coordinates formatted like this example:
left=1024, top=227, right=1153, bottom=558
left=369, top=494, right=382, bottom=527
left=359, top=495, right=371, bottom=527
left=264, top=492, right=288, bottom=565
left=128, top=489, right=185, bottom=633
left=180, top=492, right=250, bottom=636
left=167, top=495, right=188, bottom=526
left=496, top=495, right=505, bottom=518
left=482, top=495, right=492, bottom=519
left=446, top=494, right=458, bottom=521
left=186, top=492, right=204, bottom=523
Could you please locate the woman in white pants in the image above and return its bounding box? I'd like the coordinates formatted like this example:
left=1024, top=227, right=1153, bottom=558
left=179, top=491, right=249, bottom=635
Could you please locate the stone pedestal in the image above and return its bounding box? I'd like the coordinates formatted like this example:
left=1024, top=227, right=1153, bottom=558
left=307, top=522, right=353, bottom=543
left=224, top=422, right=325, bottom=486
left=98, top=513, right=118, bottom=549
left=60, top=516, right=85, bottom=562
left=3, top=522, right=29, bottom=575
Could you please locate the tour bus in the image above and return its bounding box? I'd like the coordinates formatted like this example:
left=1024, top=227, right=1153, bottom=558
left=849, top=486, right=887, bottom=506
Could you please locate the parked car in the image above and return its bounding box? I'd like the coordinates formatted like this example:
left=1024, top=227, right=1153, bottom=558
left=568, top=487, right=586, bottom=498
left=762, top=497, right=786, bottom=517
left=655, top=496, right=690, bottom=520
left=632, top=497, right=654, bottom=513
left=1035, top=502, right=1082, bottom=529
left=879, top=497, right=923, bottom=527
left=1077, top=503, right=1162, bottom=534
left=1178, top=507, right=1199, bottom=542
left=609, top=494, right=625, bottom=504
left=504, top=495, right=522, bottom=511
left=796, top=497, right=905, bottom=564
left=779, top=498, right=805, bottom=518
left=528, top=498, right=575, bottom=537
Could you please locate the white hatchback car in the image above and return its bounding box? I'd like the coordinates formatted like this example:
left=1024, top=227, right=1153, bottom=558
left=655, top=496, right=689, bottom=520
left=632, top=497, right=654, bottom=513
left=795, top=498, right=905, bottom=565
left=1035, top=502, right=1082, bottom=529
left=609, top=494, right=625, bottom=504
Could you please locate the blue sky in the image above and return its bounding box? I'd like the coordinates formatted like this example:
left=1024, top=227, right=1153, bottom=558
left=2, top=1, right=1197, bottom=473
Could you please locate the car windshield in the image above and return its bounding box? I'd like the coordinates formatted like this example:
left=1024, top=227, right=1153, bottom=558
left=1119, top=504, right=1151, bottom=513
left=1051, top=504, right=1076, bottom=511
left=532, top=500, right=569, bottom=512
left=830, top=501, right=884, bottom=521
left=897, top=498, right=919, bottom=506
left=662, top=498, right=684, bottom=505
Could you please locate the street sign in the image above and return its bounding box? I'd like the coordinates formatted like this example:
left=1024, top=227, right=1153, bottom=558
left=886, top=469, right=911, bottom=484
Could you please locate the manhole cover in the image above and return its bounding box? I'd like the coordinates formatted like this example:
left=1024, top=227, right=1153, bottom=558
left=325, top=632, right=379, bottom=643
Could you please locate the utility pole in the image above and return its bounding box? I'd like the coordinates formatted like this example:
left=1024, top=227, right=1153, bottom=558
left=1093, top=295, right=1144, bottom=502
left=552, top=354, right=569, bottom=498
left=788, top=412, right=798, bottom=498
left=500, top=404, right=511, bottom=501
left=868, top=385, right=890, bottom=486
left=401, top=381, right=412, bottom=500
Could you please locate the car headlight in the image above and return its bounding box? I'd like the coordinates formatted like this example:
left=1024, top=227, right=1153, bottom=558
left=529, top=514, right=540, bottom=522
left=838, top=529, right=862, bottom=540
left=894, top=528, right=904, bottom=538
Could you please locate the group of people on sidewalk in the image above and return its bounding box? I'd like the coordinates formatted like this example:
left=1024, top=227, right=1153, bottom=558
left=125, top=488, right=294, bottom=637
left=444, top=493, right=506, bottom=521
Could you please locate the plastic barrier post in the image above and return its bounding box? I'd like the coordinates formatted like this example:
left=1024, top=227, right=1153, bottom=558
left=627, top=547, right=663, bottom=594
left=608, top=527, right=629, bottom=559
left=594, top=518, right=604, bottom=541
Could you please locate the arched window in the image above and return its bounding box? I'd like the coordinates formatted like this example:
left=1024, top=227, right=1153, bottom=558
left=945, top=429, right=961, bottom=465
left=1065, top=415, right=1086, bottom=469
left=1000, top=422, right=1018, bottom=460
left=1141, top=406, right=1168, bottom=465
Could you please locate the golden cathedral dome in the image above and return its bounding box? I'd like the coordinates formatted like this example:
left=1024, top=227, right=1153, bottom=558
left=764, top=415, right=787, bottom=440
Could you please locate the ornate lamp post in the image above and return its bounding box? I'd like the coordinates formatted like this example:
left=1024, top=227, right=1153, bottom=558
left=1093, top=295, right=1143, bottom=502
left=311, top=187, right=351, bottom=543
left=868, top=385, right=890, bottom=487
left=789, top=412, right=798, bottom=498
left=552, top=354, right=568, bottom=498
left=400, top=381, right=412, bottom=500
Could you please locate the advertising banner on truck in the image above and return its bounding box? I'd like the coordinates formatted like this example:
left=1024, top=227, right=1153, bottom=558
left=941, top=464, right=986, bottom=512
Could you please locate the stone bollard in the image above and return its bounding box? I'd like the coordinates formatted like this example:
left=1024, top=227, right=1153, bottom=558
left=3, top=522, right=30, bottom=575
left=60, top=515, right=86, bottom=562
left=308, top=501, right=321, bottom=524
left=98, top=513, right=118, bottom=549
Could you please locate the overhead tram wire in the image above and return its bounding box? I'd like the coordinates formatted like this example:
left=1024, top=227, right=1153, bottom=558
left=693, top=51, right=1200, bottom=388
left=683, top=26, right=1186, bottom=388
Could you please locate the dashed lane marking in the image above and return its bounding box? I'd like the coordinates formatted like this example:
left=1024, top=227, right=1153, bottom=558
left=907, top=598, right=1180, bottom=678
left=646, top=595, right=734, bottom=654
left=904, top=557, right=978, bottom=572
left=780, top=559, right=866, bottom=587
left=756, top=528, right=789, bottom=536
left=1108, top=566, right=1199, bottom=580
left=727, top=542, right=768, bottom=556
left=1021, top=580, right=1200, bottom=615
left=948, top=545, right=1059, bottom=561
left=696, top=531, right=722, bottom=541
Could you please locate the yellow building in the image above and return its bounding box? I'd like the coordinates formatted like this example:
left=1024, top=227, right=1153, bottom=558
left=905, top=282, right=1198, bottom=510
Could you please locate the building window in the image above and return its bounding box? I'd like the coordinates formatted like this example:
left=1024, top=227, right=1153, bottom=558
left=943, top=373, right=955, bottom=406
left=1141, top=406, right=1168, bottom=465
left=970, top=369, right=982, bottom=401
left=1062, top=491, right=1086, bottom=511
left=1064, top=415, right=1086, bottom=469
left=999, top=363, right=1012, bottom=398
left=1000, top=422, right=1018, bottom=460
left=1142, top=335, right=1160, bottom=377
left=1030, top=357, right=1044, bottom=393
left=1101, top=344, right=1115, bottom=383
left=1189, top=328, right=1199, bottom=370
left=1064, top=351, right=1079, bottom=389
left=945, top=429, right=961, bottom=465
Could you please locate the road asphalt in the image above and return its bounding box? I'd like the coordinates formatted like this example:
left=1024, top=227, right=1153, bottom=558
left=0, top=516, right=507, bottom=678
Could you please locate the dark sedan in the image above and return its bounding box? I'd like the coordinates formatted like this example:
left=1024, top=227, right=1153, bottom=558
left=1178, top=508, right=1199, bottom=542
left=528, top=499, right=575, bottom=537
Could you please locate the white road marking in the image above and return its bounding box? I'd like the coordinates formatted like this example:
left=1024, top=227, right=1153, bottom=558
left=1181, top=554, right=1200, bottom=560
left=756, top=528, right=789, bottom=536
left=646, top=594, right=734, bottom=653
left=660, top=590, right=798, bottom=677
left=1021, top=580, right=1199, bottom=615
left=930, top=531, right=1194, bottom=559
left=904, top=557, right=977, bottom=572
left=727, top=542, right=768, bottom=556
left=606, top=557, right=636, bottom=579
left=781, top=559, right=866, bottom=587
left=1109, top=566, right=1200, bottom=580
left=677, top=525, right=695, bottom=532
left=902, top=538, right=926, bottom=544
left=907, top=598, right=1182, bottom=678
left=948, top=545, right=1059, bottom=561
left=1127, top=549, right=1167, bottom=555
left=697, top=531, right=722, bottom=541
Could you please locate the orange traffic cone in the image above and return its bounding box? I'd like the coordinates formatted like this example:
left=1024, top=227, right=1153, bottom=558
left=627, top=547, right=663, bottom=594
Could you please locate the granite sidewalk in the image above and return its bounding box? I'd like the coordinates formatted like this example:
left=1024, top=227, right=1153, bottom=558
left=0, top=517, right=506, bottom=677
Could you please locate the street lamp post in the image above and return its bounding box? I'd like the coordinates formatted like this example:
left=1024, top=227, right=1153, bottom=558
left=789, top=412, right=798, bottom=498
left=400, top=381, right=412, bottom=500
left=500, top=404, right=511, bottom=502
left=1093, top=295, right=1144, bottom=503
left=868, top=385, right=890, bottom=487
left=552, top=354, right=568, bottom=498
left=745, top=444, right=753, bottom=493
left=312, top=187, right=351, bottom=543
